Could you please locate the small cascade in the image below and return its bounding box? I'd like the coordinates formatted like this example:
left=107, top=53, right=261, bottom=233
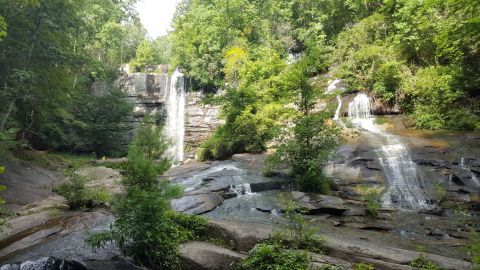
left=327, top=79, right=343, bottom=93
left=348, top=93, right=372, bottom=119
left=459, top=157, right=480, bottom=187
left=347, top=93, right=431, bottom=210
left=333, top=95, right=342, bottom=121
left=230, top=183, right=252, bottom=195
left=165, top=69, right=186, bottom=162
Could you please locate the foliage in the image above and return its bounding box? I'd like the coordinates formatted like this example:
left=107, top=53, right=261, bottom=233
left=0, top=15, right=6, bottom=42
left=53, top=170, right=109, bottom=210
left=331, top=1, right=480, bottom=131
left=362, top=191, right=381, bottom=217
left=468, top=230, right=480, bottom=269
left=353, top=263, right=376, bottom=270
left=0, top=166, right=7, bottom=227
left=269, top=194, right=326, bottom=254
left=409, top=254, right=441, bottom=270
left=235, top=244, right=313, bottom=270
left=0, top=0, right=141, bottom=155
left=87, top=119, right=207, bottom=269
left=266, top=111, right=339, bottom=193
left=433, top=182, right=446, bottom=202
left=130, top=40, right=156, bottom=72
left=0, top=129, right=23, bottom=161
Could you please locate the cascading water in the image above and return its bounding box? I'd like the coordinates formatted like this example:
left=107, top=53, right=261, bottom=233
left=165, top=69, right=186, bottom=162
left=230, top=183, right=253, bottom=195
left=348, top=93, right=431, bottom=209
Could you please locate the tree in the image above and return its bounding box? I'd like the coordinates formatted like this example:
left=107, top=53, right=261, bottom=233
left=130, top=40, right=155, bottom=72
left=266, top=60, right=340, bottom=193
left=87, top=118, right=206, bottom=269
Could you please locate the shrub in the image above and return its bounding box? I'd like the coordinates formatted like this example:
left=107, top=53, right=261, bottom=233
left=269, top=194, right=326, bottom=254
left=87, top=118, right=207, bottom=269
left=266, top=112, right=340, bottom=193
left=468, top=230, right=480, bottom=269
left=362, top=191, right=381, bottom=217
left=235, top=244, right=313, bottom=270
left=353, top=263, right=376, bottom=270
left=0, top=166, right=7, bottom=227
left=409, top=254, right=441, bottom=270
left=53, top=170, right=109, bottom=210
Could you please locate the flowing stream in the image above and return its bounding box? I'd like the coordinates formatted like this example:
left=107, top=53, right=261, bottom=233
left=165, top=69, right=186, bottom=162
left=347, top=93, right=431, bottom=209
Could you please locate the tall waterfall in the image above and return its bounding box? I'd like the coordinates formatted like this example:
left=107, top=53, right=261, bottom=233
left=348, top=93, right=431, bottom=209
left=165, top=69, right=186, bottom=162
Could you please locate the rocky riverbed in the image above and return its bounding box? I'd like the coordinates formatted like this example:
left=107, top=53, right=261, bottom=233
left=0, top=119, right=478, bottom=269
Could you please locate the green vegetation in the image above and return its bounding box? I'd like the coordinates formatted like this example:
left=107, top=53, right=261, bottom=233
left=237, top=195, right=326, bottom=270
left=409, top=254, right=442, bottom=270
left=87, top=118, right=207, bottom=269
left=0, top=166, right=7, bottom=227
left=53, top=170, right=110, bottom=210
left=362, top=191, right=381, bottom=217
left=0, top=0, right=145, bottom=157
left=172, top=0, right=480, bottom=163
left=235, top=244, right=313, bottom=270
left=353, top=263, right=376, bottom=270
left=469, top=230, right=480, bottom=270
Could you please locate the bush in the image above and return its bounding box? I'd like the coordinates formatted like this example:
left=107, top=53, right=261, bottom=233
left=362, top=191, right=381, bottom=217
left=235, top=244, right=313, bottom=270
left=266, top=112, right=340, bottom=193
left=268, top=194, right=326, bottom=254
left=87, top=118, right=207, bottom=269
left=53, top=170, right=109, bottom=210
left=409, top=254, right=441, bottom=270
left=0, top=166, right=8, bottom=227
left=468, top=230, right=480, bottom=269
left=353, top=263, right=376, bottom=270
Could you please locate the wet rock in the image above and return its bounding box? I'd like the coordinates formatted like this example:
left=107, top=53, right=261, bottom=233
left=348, top=157, right=374, bottom=166
left=0, top=257, right=86, bottom=270
left=171, top=192, right=223, bottom=215
left=365, top=162, right=382, bottom=171
left=180, top=241, right=246, bottom=270
left=249, top=181, right=288, bottom=192
left=201, top=177, right=215, bottom=185
left=286, top=191, right=348, bottom=215
left=414, top=159, right=448, bottom=167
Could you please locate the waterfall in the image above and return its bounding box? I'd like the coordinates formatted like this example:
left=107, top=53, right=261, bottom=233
left=348, top=93, right=431, bottom=209
left=165, top=69, right=186, bottom=162
left=230, top=183, right=252, bottom=195
left=460, top=157, right=480, bottom=187
left=333, top=95, right=342, bottom=121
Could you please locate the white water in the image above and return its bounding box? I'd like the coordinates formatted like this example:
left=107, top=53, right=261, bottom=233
left=165, top=69, right=186, bottom=162
left=460, top=157, right=480, bottom=187
left=333, top=95, right=342, bottom=121
left=230, top=183, right=253, bottom=195
left=348, top=93, right=431, bottom=209
left=327, top=79, right=343, bottom=93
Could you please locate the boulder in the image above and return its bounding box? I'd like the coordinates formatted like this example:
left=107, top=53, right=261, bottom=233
left=0, top=257, right=86, bottom=270
left=180, top=241, right=246, bottom=270
left=171, top=191, right=223, bottom=215
left=206, top=220, right=272, bottom=252
left=286, top=191, right=348, bottom=215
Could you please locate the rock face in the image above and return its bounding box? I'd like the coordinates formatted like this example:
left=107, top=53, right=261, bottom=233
left=185, top=91, right=224, bottom=155
left=286, top=191, right=348, bottom=215
left=110, top=65, right=223, bottom=156
left=0, top=257, right=86, bottom=270
left=180, top=241, right=246, bottom=270
left=171, top=189, right=224, bottom=214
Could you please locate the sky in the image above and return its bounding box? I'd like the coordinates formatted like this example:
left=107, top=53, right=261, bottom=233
left=135, top=0, right=181, bottom=39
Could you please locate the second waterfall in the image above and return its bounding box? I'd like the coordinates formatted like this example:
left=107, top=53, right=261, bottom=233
left=347, top=93, right=432, bottom=210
